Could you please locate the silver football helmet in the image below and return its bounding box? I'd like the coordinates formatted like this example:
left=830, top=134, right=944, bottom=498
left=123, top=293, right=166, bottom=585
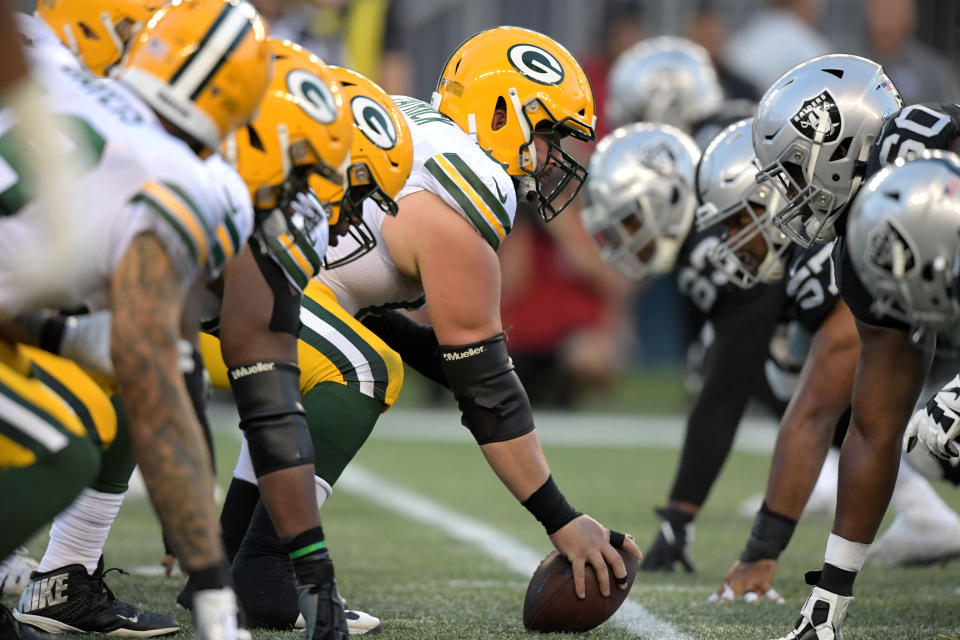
left=696, top=118, right=788, bottom=288
left=607, top=36, right=723, bottom=131
left=846, top=150, right=960, bottom=346
left=580, top=122, right=701, bottom=283
left=753, top=54, right=903, bottom=247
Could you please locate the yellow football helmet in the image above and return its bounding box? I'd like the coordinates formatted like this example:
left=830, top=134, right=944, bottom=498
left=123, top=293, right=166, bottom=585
left=117, top=0, right=271, bottom=152
left=433, top=26, right=596, bottom=221
left=223, top=39, right=353, bottom=286
left=324, top=66, right=412, bottom=268
left=37, top=0, right=163, bottom=76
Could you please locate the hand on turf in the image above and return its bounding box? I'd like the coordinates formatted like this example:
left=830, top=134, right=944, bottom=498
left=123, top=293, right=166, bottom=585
left=708, top=559, right=783, bottom=603
left=904, top=376, right=960, bottom=463
left=549, top=514, right=641, bottom=600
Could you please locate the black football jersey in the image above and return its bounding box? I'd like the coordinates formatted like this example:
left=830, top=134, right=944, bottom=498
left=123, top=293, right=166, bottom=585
left=867, top=103, right=960, bottom=174
left=840, top=102, right=960, bottom=328
left=783, top=240, right=840, bottom=334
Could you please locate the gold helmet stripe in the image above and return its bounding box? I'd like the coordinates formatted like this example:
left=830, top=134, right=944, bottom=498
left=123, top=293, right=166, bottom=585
left=168, top=2, right=254, bottom=101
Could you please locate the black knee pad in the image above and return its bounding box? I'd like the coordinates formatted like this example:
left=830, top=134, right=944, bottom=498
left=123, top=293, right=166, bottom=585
left=229, top=360, right=314, bottom=476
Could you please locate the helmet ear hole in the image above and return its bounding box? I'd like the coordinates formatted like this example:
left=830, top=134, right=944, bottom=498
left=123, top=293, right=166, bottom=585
left=492, top=96, right=508, bottom=131
left=246, top=125, right=265, bottom=152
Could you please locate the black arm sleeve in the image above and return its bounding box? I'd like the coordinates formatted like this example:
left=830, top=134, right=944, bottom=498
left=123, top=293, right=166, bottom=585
left=668, top=284, right=787, bottom=507
left=361, top=310, right=449, bottom=388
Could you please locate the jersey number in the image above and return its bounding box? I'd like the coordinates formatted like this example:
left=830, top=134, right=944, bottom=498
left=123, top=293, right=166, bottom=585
left=877, top=105, right=952, bottom=166
left=0, top=116, right=106, bottom=217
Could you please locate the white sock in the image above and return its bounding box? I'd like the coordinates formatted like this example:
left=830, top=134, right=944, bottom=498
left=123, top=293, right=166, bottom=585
left=235, top=437, right=333, bottom=508
left=891, top=454, right=957, bottom=521
left=811, top=449, right=839, bottom=498
left=824, top=533, right=870, bottom=572
left=38, top=488, right=125, bottom=574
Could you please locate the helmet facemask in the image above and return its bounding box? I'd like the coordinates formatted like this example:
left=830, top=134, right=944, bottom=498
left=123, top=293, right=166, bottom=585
left=582, top=179, right=686, bottom=283
left=697, top=180, right=789, bottom=288
left=511, top=95, right=593, bottom=222
left=237, top=131, right=343, bottom=285
left=322, top=161, right=396, bottom=269
left=756, top=106, right=853, bottom=247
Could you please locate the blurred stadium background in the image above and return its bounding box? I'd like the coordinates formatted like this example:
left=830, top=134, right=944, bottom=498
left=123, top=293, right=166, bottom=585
left=17, top=0, right=960, bottom=411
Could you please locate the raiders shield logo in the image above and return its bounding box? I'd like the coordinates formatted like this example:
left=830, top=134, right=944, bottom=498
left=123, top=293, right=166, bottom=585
left=638, top=142, right=676, bottom=176
left=790, top=90, right=842, bottom=143
left=865, top=219, right=916, bottom=275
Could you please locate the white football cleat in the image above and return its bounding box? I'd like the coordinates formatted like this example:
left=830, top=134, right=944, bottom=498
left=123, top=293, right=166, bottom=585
left=1, top=548, right=39, bottom=596
left=771, top=586, right=852, bottom=640
left=296, top=607, right=382, bottom=635
left=868, top=511, right=960, bottom=567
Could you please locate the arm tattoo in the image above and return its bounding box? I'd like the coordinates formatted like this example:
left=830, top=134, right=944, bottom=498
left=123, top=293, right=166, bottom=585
left=110, top=233, right=224, bottom=571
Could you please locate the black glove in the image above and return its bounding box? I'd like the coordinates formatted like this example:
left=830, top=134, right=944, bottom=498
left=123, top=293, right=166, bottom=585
left=640, top=507, right=696, bottom=573
left=295, top=560, right=349, bottom=640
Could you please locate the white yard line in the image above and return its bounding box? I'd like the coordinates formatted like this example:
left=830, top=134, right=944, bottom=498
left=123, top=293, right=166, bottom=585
left=209, top=403, right=779, bottom=453
left=337, top=464, right=697, bottom=640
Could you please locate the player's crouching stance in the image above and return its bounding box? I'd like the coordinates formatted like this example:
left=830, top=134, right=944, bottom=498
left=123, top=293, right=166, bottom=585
left=365, top=26, right=641, bottom=596
left=848, top=150, right=960, bottom=502
left=0, top=1, right=272, bottom=639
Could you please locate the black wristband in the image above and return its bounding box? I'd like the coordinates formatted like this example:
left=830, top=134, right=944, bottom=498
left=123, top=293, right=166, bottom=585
left=739, top=502, right=797, bottom=563
left=38, top=316, right=67, bottom=354
left=522, top=475, right=581, bottom=535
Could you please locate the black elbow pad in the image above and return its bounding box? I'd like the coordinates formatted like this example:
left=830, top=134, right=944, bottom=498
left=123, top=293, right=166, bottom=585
left=439, top=334, right=534, bottom=444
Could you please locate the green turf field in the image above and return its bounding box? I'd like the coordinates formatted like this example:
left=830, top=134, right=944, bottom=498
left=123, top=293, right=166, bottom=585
left=7, top=404, right=960, bottom=640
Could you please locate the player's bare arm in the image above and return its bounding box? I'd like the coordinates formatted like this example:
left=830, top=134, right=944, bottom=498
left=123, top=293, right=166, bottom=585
left=383, top=190, right=640, bottom=599
left=836, top=320, right=931, bottom=542
left=110, top=233, right=223, bottom=571
left=716, top=300, right=858, bottom=602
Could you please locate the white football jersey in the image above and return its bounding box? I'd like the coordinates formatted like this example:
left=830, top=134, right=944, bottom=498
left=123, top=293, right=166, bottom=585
left=317, top=95, right=517, bottom=317
left=0, top=47, right=239, bottom=318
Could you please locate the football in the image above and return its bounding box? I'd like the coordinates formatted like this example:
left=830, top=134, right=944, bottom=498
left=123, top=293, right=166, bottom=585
left=522, top=549, right=639, bottom=632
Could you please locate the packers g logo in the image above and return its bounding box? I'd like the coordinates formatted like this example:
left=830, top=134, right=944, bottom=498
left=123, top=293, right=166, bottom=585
left=286, top=69, right=338, bottom=124
left=507, top=44, right=565, bottom=86
left=351, top=96, right=397, bottom=150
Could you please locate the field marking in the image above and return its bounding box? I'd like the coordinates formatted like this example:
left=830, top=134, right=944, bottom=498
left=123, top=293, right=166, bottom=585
left=208, top=402, right=779, bottom=453
left=337, top=464, right=696, bottom=640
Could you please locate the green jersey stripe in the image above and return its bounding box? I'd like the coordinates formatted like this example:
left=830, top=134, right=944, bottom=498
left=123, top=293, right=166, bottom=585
left=300, top=295, right=389, bottom=403
left=223, top=214, right=242, bottom=254
left=442, top=153, right=512, bottom=233
left=162, top=182, right=218, bottom=247
left=298, top=323, right=361, bottom=391
left=31, top=364, right=102, bottom=450
left=0, top=384, right=70, bottom=455
left=424, top=158, right=500, bottom=250
left=132, top=193, right=198, bottom=262
left=267, top=238, right=309, bottom=291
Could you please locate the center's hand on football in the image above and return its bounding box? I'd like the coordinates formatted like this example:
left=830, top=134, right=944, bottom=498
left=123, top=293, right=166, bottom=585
left=709, top=559, right=783, bottom=603
left=549, top=515, right=641, bottom=599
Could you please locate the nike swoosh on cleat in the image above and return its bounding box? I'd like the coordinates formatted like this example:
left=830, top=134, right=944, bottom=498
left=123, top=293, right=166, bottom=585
left=115, top=614, right=139, bottom=624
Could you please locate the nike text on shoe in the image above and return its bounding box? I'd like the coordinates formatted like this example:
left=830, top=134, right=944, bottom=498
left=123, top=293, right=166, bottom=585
left=14, top=559, right=179, bottom=637
left=771, top=586, right=852, bottom=640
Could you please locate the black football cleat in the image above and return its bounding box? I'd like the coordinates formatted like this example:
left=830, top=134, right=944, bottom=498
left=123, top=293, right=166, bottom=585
left=1, top=604, right=55, bottom=640
left=14, top=557, right=180, bottom=637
